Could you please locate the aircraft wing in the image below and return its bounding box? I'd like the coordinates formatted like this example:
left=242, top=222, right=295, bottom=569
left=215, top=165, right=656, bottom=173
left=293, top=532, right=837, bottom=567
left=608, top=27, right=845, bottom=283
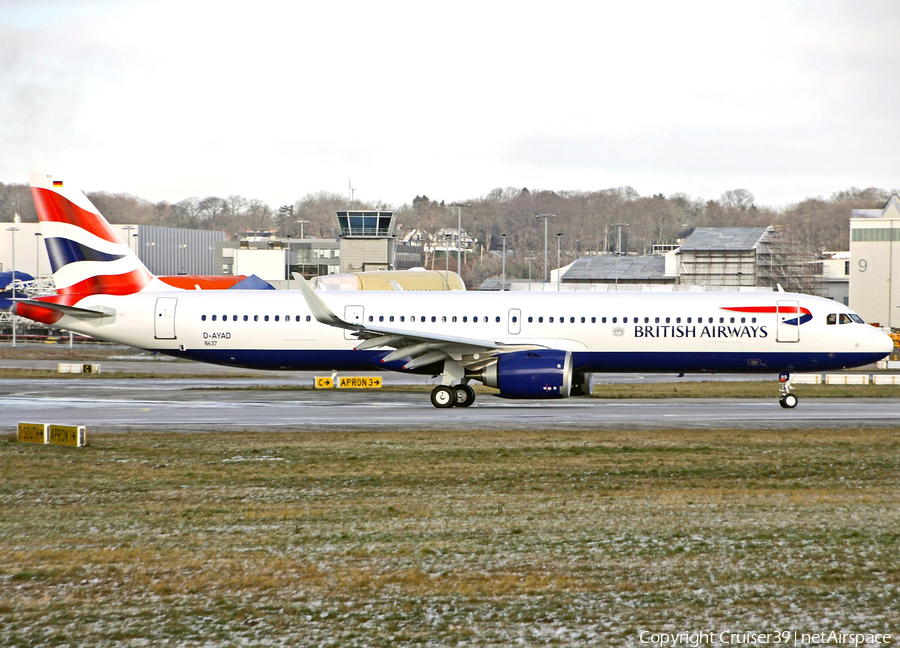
left=296, top=277, right=541, bottom=371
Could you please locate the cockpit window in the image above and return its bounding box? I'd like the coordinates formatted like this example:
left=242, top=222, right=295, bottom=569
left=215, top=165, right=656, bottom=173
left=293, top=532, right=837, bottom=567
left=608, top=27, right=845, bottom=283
left=839, top=314, right=852, bottom=324
left=849, top=314, right=864, bottom=324
left=826, top=314, right=836, bottom=325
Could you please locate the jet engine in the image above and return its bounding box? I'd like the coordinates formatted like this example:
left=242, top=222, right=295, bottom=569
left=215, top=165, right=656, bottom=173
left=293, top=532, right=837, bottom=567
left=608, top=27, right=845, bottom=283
left=476, top=350, right=573, bottom=399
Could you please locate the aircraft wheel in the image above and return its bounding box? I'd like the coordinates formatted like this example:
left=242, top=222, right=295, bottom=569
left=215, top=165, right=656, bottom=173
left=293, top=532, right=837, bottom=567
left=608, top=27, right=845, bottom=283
left=779, top=394, right=798, bottom=409
left=431, top=385, right=456, bottom=408
left=454, top=384, right=476, bottom=407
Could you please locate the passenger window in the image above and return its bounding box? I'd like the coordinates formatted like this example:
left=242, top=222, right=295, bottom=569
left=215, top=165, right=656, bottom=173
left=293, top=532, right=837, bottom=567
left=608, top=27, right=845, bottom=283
left=211, top=315, right=216, bottom=321
left=254, top=315, right=259, bottom=322
left=495, top=316, right=501, bottom=323
left=570, top=317, right=575, bottom=323
left=752, top=317, right=756, bottom=324
left=400, top=316, right=405, bottom=322
left=512, top=316, right=518, bottom=323
left=264, top=315, right=269, bottom=322
left=451, top=316, right=456, bottom=322
left=581, top=317, right=586, bottom=323
left=665, top=317, right=670, bottom=324
left=274, top=315, right=280, bottom=322
left=421, top=316, right=426, bottom=322
left=549, top=317, right=554, bottom=323
left=462, top=316, right=467, bottom=322
left=528, top=316, right=533, bottom=323
left=826, top=314, right=836, bottom=325
left=379, top=316, right=384, bottom=322
left=202, top=315, right=207, bottom=321
left=730, top=317, right=734, bottom=323
left=390, top=316, right=395, bottom=322
left=623, top=317, right=628, bottom=324
left=538, top=317, right=544, bottom=323
left=306, top=316, right=311, bottom=322
left=591, top=317, right=596, bottom=323
left=368, top=316, right=374, bottom=322
left=741, top=317, right=745, bottom=324
left=612, top=317, right=617, bottom=323
left=719, top=317, right=724, bottom=323
left=431, top=316, right=436, bottom=322
left=246, top=315, right=250, bottom=322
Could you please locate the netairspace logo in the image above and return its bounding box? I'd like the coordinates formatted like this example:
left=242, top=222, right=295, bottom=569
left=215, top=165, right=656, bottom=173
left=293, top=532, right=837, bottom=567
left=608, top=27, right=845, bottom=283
left=638, top=630, right=892, bottom=647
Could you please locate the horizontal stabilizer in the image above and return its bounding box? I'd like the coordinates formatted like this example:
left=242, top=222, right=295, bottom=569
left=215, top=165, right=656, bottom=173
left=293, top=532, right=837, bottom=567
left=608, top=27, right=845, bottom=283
left=14, top=298, right=114, bottom=319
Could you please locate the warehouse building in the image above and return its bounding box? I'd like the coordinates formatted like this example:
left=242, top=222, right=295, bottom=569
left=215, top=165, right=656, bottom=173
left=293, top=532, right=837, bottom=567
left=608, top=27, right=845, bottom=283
left=849, top=194, right=900, bottom=329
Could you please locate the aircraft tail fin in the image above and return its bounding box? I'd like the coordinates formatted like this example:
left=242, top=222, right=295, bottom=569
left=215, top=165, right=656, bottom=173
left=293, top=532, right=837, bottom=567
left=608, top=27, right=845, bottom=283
left=28, top=172, right=155, bottom=295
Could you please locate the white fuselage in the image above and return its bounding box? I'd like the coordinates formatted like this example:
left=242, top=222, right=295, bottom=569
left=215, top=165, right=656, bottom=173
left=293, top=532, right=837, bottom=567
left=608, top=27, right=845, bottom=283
left=47, top=289, right=893, bottom=375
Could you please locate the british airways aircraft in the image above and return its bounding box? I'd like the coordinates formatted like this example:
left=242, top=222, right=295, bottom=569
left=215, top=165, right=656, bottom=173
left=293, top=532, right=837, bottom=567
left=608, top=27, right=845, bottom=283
left=15, top=173, right=894, bottom=409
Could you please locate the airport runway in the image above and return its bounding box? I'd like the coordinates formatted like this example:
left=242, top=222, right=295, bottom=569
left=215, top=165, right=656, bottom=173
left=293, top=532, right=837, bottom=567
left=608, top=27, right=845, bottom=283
left=1, top=375, right=897, bottom=431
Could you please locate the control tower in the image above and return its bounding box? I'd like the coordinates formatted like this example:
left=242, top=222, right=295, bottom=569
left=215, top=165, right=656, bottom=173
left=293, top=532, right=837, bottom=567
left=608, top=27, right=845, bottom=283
left=336, top=210, right=397, bottom=273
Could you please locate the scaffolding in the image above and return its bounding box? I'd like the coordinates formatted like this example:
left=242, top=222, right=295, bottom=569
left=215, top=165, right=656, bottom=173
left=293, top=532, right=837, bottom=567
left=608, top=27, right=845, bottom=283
left=756, top=226, right=824, bottom=296
left=677, top=226, right=824, bottom=295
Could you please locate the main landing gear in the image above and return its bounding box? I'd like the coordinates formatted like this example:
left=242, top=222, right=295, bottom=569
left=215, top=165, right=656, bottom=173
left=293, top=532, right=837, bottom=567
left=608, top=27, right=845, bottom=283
left=430, top=383, right=476, bottom=408
left=778, top=372, right=798, bottom=408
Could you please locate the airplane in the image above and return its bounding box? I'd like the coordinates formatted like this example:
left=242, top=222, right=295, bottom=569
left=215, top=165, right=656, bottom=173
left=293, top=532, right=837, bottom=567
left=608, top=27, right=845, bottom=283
left=14, top=172, right=894, bottom=409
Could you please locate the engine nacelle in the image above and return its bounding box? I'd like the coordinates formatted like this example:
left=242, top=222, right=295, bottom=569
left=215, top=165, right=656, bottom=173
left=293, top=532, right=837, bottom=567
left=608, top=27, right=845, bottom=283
left=480, top=350, right=573, bottom=399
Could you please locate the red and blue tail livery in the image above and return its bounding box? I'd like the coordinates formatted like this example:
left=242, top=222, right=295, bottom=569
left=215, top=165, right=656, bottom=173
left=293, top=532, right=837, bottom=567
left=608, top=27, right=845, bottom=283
left=29, top=172, right=153, bottom=296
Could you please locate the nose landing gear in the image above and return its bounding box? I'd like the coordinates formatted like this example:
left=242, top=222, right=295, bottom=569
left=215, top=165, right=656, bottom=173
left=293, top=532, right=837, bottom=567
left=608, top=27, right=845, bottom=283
left=778, top=372, right=798, bottom=408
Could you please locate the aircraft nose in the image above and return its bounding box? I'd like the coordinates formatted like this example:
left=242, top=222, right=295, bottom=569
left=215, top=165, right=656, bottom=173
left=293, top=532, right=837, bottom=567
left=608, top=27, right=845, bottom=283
left=874, top=329, right=895, bottom=357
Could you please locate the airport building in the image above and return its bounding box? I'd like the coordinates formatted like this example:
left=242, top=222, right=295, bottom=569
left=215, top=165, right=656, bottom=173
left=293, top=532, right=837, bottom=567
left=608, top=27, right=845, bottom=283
left=849, top=194, right=900, bottom=329
left=820, top=251, right=850, bottom=306
left=677, top=227, right=822, bottom=294
left=486, top=227, right=822, bottom=294
left=214, top=210, right=425, bottom=286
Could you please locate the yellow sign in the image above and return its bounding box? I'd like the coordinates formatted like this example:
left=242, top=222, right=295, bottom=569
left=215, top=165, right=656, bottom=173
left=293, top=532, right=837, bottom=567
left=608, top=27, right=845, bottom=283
left=338, top=376, right=382, bottom=389
left=315, top=376, right=334, bottom=388
left=18, top=423, right=48, bottom=444
left=48, top=425, right=86, bottom=448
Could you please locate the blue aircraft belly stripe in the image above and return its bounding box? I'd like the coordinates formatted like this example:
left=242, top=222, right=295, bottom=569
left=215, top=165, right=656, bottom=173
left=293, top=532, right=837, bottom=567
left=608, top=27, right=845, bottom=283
left=162, top=348, right=884, bottom=375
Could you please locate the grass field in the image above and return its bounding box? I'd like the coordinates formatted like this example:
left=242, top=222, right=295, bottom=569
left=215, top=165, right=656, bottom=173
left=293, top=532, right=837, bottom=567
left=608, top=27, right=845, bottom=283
left=1, top=428, right=897, bottom=646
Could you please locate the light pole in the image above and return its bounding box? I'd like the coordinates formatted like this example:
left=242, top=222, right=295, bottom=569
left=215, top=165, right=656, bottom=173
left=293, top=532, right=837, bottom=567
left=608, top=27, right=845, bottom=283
left=535, top=214, right=556, bottom=281
left=444, top=233, right=452, bottom=288
left=449, top=203, right=469, bottom=273
left=7, top=226, right=19, bottom=347
left=123, top=225, right=135, bottom=253
left=295, top=219, right=309, bottom=239
left=611, top=223, right=629, bottom=256
left=556, top=232, right=563, bottom=291
left=35, top=232, right=43, bottom=279
left=179, top=244, right=188, bottom=274
left=501, top=234, right=507, bottom=291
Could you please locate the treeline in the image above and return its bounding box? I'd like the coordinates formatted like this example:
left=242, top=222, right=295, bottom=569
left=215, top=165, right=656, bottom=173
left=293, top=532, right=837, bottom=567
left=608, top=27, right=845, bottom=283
left=1, top=181, right=893, bottom=285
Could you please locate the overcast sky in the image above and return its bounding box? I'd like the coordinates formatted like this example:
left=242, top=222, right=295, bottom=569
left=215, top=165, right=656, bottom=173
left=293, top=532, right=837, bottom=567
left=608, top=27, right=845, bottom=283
left=1, top=0, right=898, bottom=209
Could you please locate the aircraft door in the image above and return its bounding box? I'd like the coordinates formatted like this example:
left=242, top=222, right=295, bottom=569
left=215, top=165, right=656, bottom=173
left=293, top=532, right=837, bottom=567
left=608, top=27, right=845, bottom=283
left=776, top=300, right=800, bottom=343
left=154, top=297, right=178, bottom=340
left=508, top=308, right=522, bottom=335
left=344, top=305, right=364, bottom=340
